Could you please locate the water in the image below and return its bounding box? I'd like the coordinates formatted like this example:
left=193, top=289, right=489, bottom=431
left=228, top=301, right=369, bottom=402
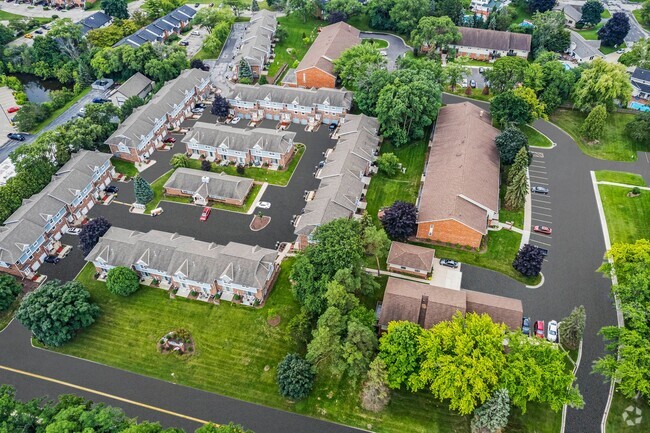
left=13, top=73, right=67, bottom=103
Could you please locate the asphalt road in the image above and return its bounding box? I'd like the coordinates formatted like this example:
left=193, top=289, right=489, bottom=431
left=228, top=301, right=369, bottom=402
left=360, top=32, right=411, bottom=71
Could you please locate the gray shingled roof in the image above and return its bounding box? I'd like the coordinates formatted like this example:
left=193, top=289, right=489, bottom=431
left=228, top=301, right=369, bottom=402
left=234, top=10, right=277, bottom=69
left=631, top=67, right=650, bottom=93
left=182, top=122, right=295, bottom=154
left=569, top=31, right=602, bottom=60
left=115, top=4, right=196, bottom=47
left=86, top=227, right=277, bottom=289
left=79, top=12, right=112, bottom=34
left=563, top=4, right=583, bottom=22
left=456, top=27, right=532, bottom=52
left=228, top=84, right=353, bottom=110
left=115, top=72, right=153, bottom=99
left=163, top=168, right=253, bottom=201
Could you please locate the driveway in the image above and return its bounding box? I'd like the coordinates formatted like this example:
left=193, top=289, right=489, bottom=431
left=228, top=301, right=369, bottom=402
left=0, top=2, right=91, bottom=19
left=0, top=87, right=18, bottom=141
left=206, top=22, right=246, bottom=88
left=360, top=31, right=411, bottom=71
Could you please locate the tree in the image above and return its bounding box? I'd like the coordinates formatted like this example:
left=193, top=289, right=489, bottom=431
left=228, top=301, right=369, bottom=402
left=619, top=37, right=650, bottom=69
left=106, top=266, right=140, bottom=296
left=79, top=216, right=112, bottom=255
left=238, top=59, right=253, bottom=80
left=201, top=159, right=212, bottom=171
left=504, top=161, right=528, bottom=210
left=0, top=275, right=21, bottom=312
left=211, top=94, right=230, bottom=117
left=642, top=0, right=650, bottom=26
left=324, top=0, right=362, bottom=18
left=389, top=0, right=431, bottom=34
left=363, top=226, right=390, bottom=275
left=306, top=323, right=346, bottom=375
left=573, top=59, right=632, bottom=112
left=581, top=0, right=605, bottom=26
left=276, top=353, right=315, bottom=400
left=560, top=305, right=586, bottom=351
left=134, top=175, right=154, bottom=204
left=287, top=0, right=318, bottom=23
left=628, top=111, right=650, bottom=147
left=444, top=61, right=470, bottom=91
left=142, top=0, right=184, bottom=19
left=0, top=24, right=13, bottom=47
left=367, top=0, right=397, bottom=31
left=251, top=0, right=259, bottom=11
left=536, top=59, right=577, bottom=113
left=484, top=57, right=528, bottom=93
left=170, top=153, right=189, bottom=169
left=581, top=104, right=607, bottom=140
left=531, top=11, right=571, bottom=55
left=379, top=321, right=424, bottom=389
left=120, top=95, right=145, bottom=121
left=527, top=0, right=556, bottom=13
left=376, top=152, right=400, bottom=176
left=343, top=320, right=378, bottom=377
left=16, top=280, right=100, bottom=347
left=512, top=244, right=545, bottom=277
left=410, top=16, right=461, bottom=52
left=471, top=389, right=510, bottom=433
left=192, top=7, right=236, bottom=30
left=598, top=12, right=630, bottom=47
left=328, top=10, right=347, bottom=23
left=412, top=312, right=507, bottom=415
left=360, top=357, right=391, bottom=412
left=495, top=127, right=528, bottom=165
left=491, top=89, right=540, bottom=126
left=381, top=201, right=417, bottom=241
left=333, top=43, right=386, bottom=88
left=101, top=0, right=129, bottom=18
left=434, top=0, right=465, bottom=25
left=196, top=424, right=253, bottom=433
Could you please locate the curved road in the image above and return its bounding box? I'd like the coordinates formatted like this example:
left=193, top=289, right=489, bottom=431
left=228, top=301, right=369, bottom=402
left=359, top=32, right=411, bottom=70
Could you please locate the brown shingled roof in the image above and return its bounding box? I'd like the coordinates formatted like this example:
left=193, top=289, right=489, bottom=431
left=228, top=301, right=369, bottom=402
left=457, top=27, right=532, bottom=52
left=387, top=242, right=435, bottom=272
left=295, top=22, right=361, bottom=77
left=465, top=290, right=524, bottom=331
left=417, top=102, right=500, bottom=234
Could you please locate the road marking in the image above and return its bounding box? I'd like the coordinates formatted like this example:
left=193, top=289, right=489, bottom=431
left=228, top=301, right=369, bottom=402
left=531, top=234, right=552, bottom=240
left=529, top=170, right=547, bottom=174
left=531, top=181, right=549, bottom=185
left=0, top=364, right=212, bottom=426
left=533, top=211, right=552, bottom=217
left=530, top=175, right=548, bottom=180
left=532, top=199, right=551, bottom=204
left=532, top=205, right=552, bottom=211
left=532, top=218, right=553, bottom=224
left=532, top=240, right=552, bottom=246
left=531, top=151, right=544, bottom=157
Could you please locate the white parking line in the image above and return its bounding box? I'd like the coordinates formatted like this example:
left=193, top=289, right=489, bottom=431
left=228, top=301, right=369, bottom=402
left=533, top=211, right=552, bottom=217
left=532, top=198, right=551, bottom=204
left=531, top=233, right=552, bottom=240
left=531, top=181, right=548, bottom=185
left=531, top=175, right=548, bottom=180
left=529, top=170, right=548, bottom=174
left=532, top=218, right=553, bottom=224
left=532, top=240, right=552, bottom=246
left=532, top=205, right=552, bottom=211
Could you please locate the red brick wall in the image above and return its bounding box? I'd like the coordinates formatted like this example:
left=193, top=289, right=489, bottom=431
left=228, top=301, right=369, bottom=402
left=296, top=67, right=336, bottom=89
left=416, top=219, right=483, bottom=249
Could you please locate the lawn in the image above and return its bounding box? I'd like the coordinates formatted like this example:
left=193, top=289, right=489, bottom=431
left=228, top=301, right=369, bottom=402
left=110, top=158, right=138, bottom=178
left=576, top=23, right=604, bottom=40
left=606, top=391, right=650, bottom=433
left=185, top=144, right=305, bottom=186
left=0, top=10, right=27, bottom=20
left=508, top=2, right=534, bottom=23
left=598, top=184, right=650, bottom=244
left=602, top=8, right=611, bottom=18
left=31, top=87, right=92, bottom=133
left=156, top=181, right=263, bottom=213
left=595, top=170, right=647, bottom=187
left=144, top=170, right=174, bottom=213
left=267, top=14, right=323, bottom=79
left=362, top=38, right=389, bottom=49
left=448, top=87, right=492, bottom=102
left=550, top=109, right=644, bottom=161
left=0, top=295, right=21, bottom=333
left=600, top=43, right=625, bottom=55
left=520, top=124, right=552, bottom=148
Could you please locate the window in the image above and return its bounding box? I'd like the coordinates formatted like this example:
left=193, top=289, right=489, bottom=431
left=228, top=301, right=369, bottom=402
left=400, top=266, right=406, bottom=270
left=428, top=224, right=434, bottom=236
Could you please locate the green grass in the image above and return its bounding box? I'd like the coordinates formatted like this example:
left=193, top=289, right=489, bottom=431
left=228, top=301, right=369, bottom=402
left=598, top=184, right=650, bottom=244
left=595, top=170, right=647, bottom=187
left=602, top=8, right=611, bottom=19
left=606, top=391, right=650, bottom=433
left=450, top=58, right=491, bottom=67
left=159, top=182, right=263, bottom=213
left=508, top=2, right=534, bottom=23
left=185, top=144, right=304, bottom=186
left=268, top=14, right=323, bottom=79
left=0, top=10, right=28, bottom=20
left=448, top=87, right=492, bottom=102
left=31, top=87, right=91, bottom=133
left=600, top=43, right=626, bottom=55
left=576, top=23, right=604, bottom=40
left=110, top=158, right=138, bottom=178
left=191, top=47, right=216, bottom=61
left=520, top=125, right=553, bottom=148
left=633, top=10, right=650, bottom=31
left=362, top=38, right=389, bottom=49
left=346, top=13, right=372, bottom=32
left=0, top=295, right=21, bottom=333
left=550, top=109, right=645, bottom=161
left=144, top=170, right=174, bottom=213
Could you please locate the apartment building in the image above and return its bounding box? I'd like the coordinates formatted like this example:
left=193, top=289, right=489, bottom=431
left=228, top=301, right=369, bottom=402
left=233, top=10, right=277, bottom=80
left=163, top=169, right=254, bottom=206
left=115, top=5, right=197, bottom=48
left=450, top=27, right=532, bottom=60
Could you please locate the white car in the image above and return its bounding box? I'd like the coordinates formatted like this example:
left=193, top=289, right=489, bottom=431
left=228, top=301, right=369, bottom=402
left=547, top=320, right=558, bottom=343
left=257, top=201, right=271, bottom=209
left=66, top=227, right=82, bottom=235
left=230, top=116, right=241, bottom=124
left=191, top=31, right=200, bottom=36
left=462, top=78, right=468, bottom=88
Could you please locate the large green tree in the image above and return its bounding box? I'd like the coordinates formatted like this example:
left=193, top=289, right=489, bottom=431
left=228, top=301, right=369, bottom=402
left=628, top=111, right=650, bottom=147
left=560, top=305, right=586, bottom=351
left=490, top=87, right=545, bottom=126
left=619, top=37, right=650, bottom=69
left=389, top=0, right=432, bottom=34
left=0, top=274, right=21, bottom=312
left=133, top=175, right=154, bottom=204
left=495, top=126, right=529, bottom=165
left=572, top=58, right=632, bottom=111
left=276, top=353, right=315, bottom=400
left=333, top=43, right=386, bottom=88
left=192, top=7, right=236, bottom=30
left=444, top=60, right=470, bottom=91
left=379, top=321, right=424, bottom=389
left=410, top=16, right=461, bottom=52
left=484, top=56, right=529, bottom=93
left=581, top=0, right=605, bottom=26
left=531, top=11, right=571, bottom=55
left=287, top=0, right=318, bottom=22
left=363, top=225, right=390, bottom=275
left=106, top=266, right=140, bottom=296
left=324, top=0, right=362, bottom=17
left=142, top=0, right=184, bottom=19
left=581, top=104, right=607, bottom=140
left=101, top=0, right=129, bottom=18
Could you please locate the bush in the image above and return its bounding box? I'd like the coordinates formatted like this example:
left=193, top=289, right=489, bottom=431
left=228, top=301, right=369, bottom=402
left=201, top=159, right=212, bottom=171
left=239, top=77, right=253, bottom=84
left=632, top=187, right=641, bottom=195
left=106, top=266, right=140, bottom=296
left=79, top=216, right=112, bottom=255
left=236, top=164, right=245, bottom=174
left=376, top=153, right=400, bottom=177
left=512, top=244, right=545, bottom=277
left=276, top=353, right=315, bottom=400
left=0, top=274, right=21, bottom=312
left=381, top=201, right=417, bottom=241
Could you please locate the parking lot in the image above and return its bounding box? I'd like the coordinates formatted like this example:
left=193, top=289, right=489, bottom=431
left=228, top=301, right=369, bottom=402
left=0, top=87, right=18, bottom=143
left=180, top=26, right=211, bottom=59
left=528, top=151, right=553, bottom=260
left=207, top=22, right=246, bottom=86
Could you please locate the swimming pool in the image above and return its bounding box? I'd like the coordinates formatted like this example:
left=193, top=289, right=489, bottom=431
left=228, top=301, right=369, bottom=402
left=630, top=101, right=650, bottom=112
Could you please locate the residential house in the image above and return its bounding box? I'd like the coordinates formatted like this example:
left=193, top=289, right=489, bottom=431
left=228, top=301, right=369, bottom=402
left=282, top=22, right=361, bottom=89
left=78, top=12, right=112, bottom=35
left=47, top=0, right=96, bottom=9
left=450, top=27, right=532, bottom=60
left=106, top=69, right=211, bottom=163
left=561, top=4, right=583, bottom=27
left=86, top=227, right=279, bottom=305
left=378, top=277, right=523, bottom=331
left=226, top=84, right=353, bottom=126
left=631, top=67, right=650, bottom=101
left=0, top=151, right=114, bottom=279
left=416, top=102, right=500, bottom=249
left=293, top=114, right=380, bottom=249
left=110, top=72, right=154, bottom=107
left=163, top=168, right=254, bottom=206
left=386, top=242, right=435, bottom=278
left=182, top=122, right=296, bottom=167
left=233, top=10, right=277, bottom=80
left=115, top=5, right=197, bottom=47
left=567, top=31, right=603, bottom=63
left=469, top=0, right=505, bottom=17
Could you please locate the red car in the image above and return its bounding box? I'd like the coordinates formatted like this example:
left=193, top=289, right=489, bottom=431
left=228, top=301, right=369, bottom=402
left=534, top=320, right=545, bottom=339
left=200, top=207, right=211, bottom=221
left=533, top=225, right=552, bottom=235
left=163, top=137, right=176, bottom=143
left=7, top=106, right=20, bottom=113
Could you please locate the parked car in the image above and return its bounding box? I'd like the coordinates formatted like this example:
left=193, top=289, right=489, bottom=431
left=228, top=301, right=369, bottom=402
left=470, top=79, right=477, bottom=88
left=92, top=97, right=109, bottom=103
left=531, top=186, right=549, bottom=194
left=6, top=106, right=20, bottom=113
left=230, top=116, right=241, bottom=124
left=547, top=320, right=558, bottom=343
left=537, top=247, right=549, bottom=256
left=534, top=320, right=545, bottom=339
left=151, top=207, right=164, bottom=216
left=104, top=185, right=119, bottom=193
left=201, top=65, right=210, bottom=71
left=479, top=67, right=485, bottom=74
left=533, top=225, right=552, bottom=235
left=41, top=24, right=49, bottom=29
left=195, top=103, right=206, bottom=109
left=66, top=227, right=82, bottom=235
left=257, top=201, right=271, bottom=209
left=163, top=137, right=176, bottom=143
left=7, top=133, right=26, bottom=141
left=35, top=29, right=43, bottom=34
left=44, top=255, right=61, bottom=264
left=200, top=207, right=211, bottom=221
left=522, top=316, right=531, bottom=335
left=439, top=258, right=459, bottom=268
left=191, top=108, right=204, bottom=114
left=179, top=41, right=189, bottom=46
left=24, top=33, right=33, bottom=39
left=328, top=122, right=338, bottom=131
left=462, top=78, right=468, bottom=87
left=194, top=2, right=199, bottom=6
left=191, top=30, right=200, bottom=36
left=616, top=49, right=625, bottom=54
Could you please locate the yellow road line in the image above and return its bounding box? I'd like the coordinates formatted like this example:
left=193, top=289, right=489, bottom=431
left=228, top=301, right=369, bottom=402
left=0, top=364, right=212, bottom=426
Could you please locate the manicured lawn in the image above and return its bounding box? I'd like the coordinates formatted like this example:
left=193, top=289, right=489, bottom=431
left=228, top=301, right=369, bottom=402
left=144, top=170, right=174, bottom=213
left=600, top=43, right=625, bottom=55
left=448, top=87, right=492, bottom=102
left=576, top=23, right=604, bottom=40
left=521, top=124, right=553, bottom=148
left=606, top=391, right=650, bottom=433
left=31, top=87, right=91, bottom=133
left=268, top=14, right=323, bottom=79
left=550, top=109, right=644, bottom=161
left=602, top=8, right=611, bottom=18
left=110, top=158, right=138, bottom=178
left=598, top=184, right=650, bottom=244
left=192, top=47, right=216, bottom=61
left=595, top=170, right=647, bottom=187
left=0, top=10, right=27, bottom=20
left=449, top=58, right=492, bottom=67
left=159, top=182, right=263, bottom=213
left=362, top=38, right=389, bottom=49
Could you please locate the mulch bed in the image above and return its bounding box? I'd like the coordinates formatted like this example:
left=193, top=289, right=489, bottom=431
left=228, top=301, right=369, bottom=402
left=267, top=315, right=281, bottom=327
left=250, top=215, right=271, bottom=231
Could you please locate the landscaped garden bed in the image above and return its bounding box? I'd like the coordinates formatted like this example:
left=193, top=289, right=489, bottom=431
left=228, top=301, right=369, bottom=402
left=158, top=328, right=195, bottom=356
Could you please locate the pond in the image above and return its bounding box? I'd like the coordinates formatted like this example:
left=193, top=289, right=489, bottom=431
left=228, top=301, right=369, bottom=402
left=13, top=73, right=68, bottom=103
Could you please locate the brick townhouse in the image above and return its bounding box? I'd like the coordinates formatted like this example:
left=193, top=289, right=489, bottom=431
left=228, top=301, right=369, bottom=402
left=182, top=122, right=296, bottom=168
left=47, top=0, right=95, bottom=9
left=449, top=27, right=532, bottom=60
left=86, top=227, right=279, bottom=305
left=233, top=10, right=277, bottom=80
left=293, top=114, right=380, bottom=249
left=115, top=5, right=197, bottom=48
left=106, top=69, right=211, bottom=163
left=416, top=103, right=500, bottom=249
left=0, top=151, right=114, bottom=279
left=163, top=169, right=254, bottom=206
left=226, top=84, right=352, bottom=126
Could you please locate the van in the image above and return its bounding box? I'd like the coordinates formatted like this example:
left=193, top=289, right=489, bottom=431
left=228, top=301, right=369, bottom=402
left=151, top=208, right=164, bottom=216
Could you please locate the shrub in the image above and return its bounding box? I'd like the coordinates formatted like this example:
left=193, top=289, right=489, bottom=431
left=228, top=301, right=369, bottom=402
left=106, top=266, right=140, bottom=296
left=0, top=274, right=21, bottom=312
left=276, top=353, right=315, bottom=400
left=381, top=201, right=417, bottom=241
left=512, top=244, right=545, bottom=277
left=376, top=153, right=400, bottom=177
left=632, top=187, right=641, bottom=195
left=201, top=159, right=212, bottom=171
left=236, top=164, right=245, bottom=174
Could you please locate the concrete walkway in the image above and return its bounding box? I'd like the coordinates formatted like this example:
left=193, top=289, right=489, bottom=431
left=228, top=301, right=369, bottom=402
left=363, top=267, right=435, bottom=285
left=596, top=181, right=650, bottom=190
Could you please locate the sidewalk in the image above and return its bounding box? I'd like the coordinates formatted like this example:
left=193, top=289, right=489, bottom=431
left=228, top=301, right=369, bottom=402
left=596, top=180, right=650, bottom=190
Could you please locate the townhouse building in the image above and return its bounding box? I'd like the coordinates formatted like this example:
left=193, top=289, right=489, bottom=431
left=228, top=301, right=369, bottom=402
left=293, top=114, right=380, bottom=249
left=450, top=27, right=531, bottom=60
left=226, top=84, right=353, bottom=126
left=115, top=5, right=197, bottom=48
left=163, top=169, right=254, bottom=206
left=110, top=72, right=154, bottom=107
left=631, top=67, right=650, bottom=102
left=0, top=151, right=114, bottom=279
left=106, top=69, right=211, bottom=163
left=182, top=122, right=296, bottom=168
left=86, top=227, right=279, bottom=305
left=233, top=10, right=277, bottom=80
left=78, top=12, right=112, bottom=35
